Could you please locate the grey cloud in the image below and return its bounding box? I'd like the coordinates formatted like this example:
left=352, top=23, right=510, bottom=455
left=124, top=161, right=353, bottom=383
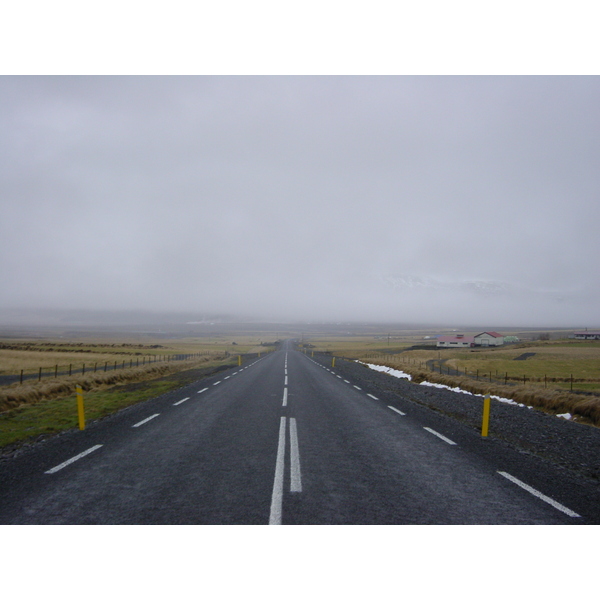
left=1, top=76, right=598, bottom=327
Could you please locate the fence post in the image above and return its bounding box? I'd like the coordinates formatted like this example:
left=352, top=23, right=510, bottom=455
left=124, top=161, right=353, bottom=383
left=55, top=365, right=58, bottom=378
left=20, top=369, right=23, bottom=384
left=38, top=367, right=42, bottom=382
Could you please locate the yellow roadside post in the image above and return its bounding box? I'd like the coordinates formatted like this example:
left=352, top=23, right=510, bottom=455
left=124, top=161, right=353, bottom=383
left=76, top=385, right=85, bottom=431
left=332, top=357, right=336, bottom=368
left=481, top=394, right=491, bottom=437
left=238, top=355, right=242, bottom=366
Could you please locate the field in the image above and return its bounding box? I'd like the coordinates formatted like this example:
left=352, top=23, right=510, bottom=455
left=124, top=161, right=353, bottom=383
left=0, top=335, right=275, bottom=375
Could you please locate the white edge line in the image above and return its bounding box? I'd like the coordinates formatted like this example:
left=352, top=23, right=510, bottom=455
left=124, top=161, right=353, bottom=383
left=132, top=413, right=160, bottom=428
left=353, top=385, right=362, bottom=390
left=497, top=471, right=581, bottom=517
left=423, top=427, right=457, bottom=445
left=45, top=445, right=103, bottom=474
left=173, top=397, right=190, bottom=405
left=388, top=405, right=406, bottom=416
left=290, top=417, right=302, bottom=492
left=213, top=381, right=221, bottom=386
left=269, top=417, right=287, bottom=525
left=197, top=387, right=209, bottom=394
left=367, top=393, right=379, bottom=400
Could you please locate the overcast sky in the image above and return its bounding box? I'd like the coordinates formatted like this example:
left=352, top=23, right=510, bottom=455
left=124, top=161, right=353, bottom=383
left=1, top=76, right=598, bottom=326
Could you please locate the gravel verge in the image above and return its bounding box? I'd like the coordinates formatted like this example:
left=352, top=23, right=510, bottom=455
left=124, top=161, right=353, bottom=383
left=322, top=355, right=600, bottom=484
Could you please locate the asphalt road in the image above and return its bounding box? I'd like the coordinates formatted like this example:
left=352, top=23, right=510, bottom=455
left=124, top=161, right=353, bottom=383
left=0, top=340, right=595, bottom=524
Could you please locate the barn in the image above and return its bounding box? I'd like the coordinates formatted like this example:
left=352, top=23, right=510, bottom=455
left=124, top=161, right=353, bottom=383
left=474, top=332, right=504, bottom=346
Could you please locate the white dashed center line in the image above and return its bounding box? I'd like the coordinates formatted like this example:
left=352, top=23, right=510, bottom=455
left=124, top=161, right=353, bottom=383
left=388, top=406, right=406, bottom=416
left=497, top=471, right=580, bottom=517
left=423, top=427, right=456, bottom=445
left=197, top=387, right=209, bottom=394
left=367, top=394, right=379, bottom=400
left=133, top=414, right=160, bottom=428
left=173, top=397, right=190, bottom=406
left=45, top=445, right=103, bottom=474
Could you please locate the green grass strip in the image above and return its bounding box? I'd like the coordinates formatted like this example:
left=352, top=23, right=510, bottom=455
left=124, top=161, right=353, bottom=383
left=0, top=360, right=236, bottom=451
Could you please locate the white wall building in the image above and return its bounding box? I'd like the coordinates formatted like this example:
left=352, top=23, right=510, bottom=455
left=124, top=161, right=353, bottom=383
left=574, top=330, right=600, bottom=340
left=437, top=335, right=475, bottom=348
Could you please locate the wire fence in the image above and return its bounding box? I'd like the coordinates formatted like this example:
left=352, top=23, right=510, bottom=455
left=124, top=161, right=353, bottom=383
left=333, top=351, right=600, bottom=395
left=0, top=352, right=223, bottom=386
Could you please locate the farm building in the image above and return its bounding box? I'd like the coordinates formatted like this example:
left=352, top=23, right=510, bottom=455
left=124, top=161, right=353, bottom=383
left=574, top=330, right=600, bottom=340
left=437, top=335, right=475, bottom=348
left=474, top=332, right=504, bottom=346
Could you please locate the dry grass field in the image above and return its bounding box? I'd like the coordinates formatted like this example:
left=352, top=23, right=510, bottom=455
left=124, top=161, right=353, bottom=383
left=0, top=334, right=277, bottom=376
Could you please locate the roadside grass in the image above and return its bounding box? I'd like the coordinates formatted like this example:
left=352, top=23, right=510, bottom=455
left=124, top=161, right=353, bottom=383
left=0, top=352, right=242, bottom=412
left=0, top=356, right=238, bottom=450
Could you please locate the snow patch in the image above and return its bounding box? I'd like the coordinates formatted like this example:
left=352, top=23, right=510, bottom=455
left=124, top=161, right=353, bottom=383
left=358, top=361, right=412, bottom=381
left=556, top=413, right=572, bottom=420
left=358, top=361, right=537, bottom=411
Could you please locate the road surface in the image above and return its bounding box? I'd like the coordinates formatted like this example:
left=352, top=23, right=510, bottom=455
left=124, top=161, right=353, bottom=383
left=1, top=341, right=596, bottom=524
